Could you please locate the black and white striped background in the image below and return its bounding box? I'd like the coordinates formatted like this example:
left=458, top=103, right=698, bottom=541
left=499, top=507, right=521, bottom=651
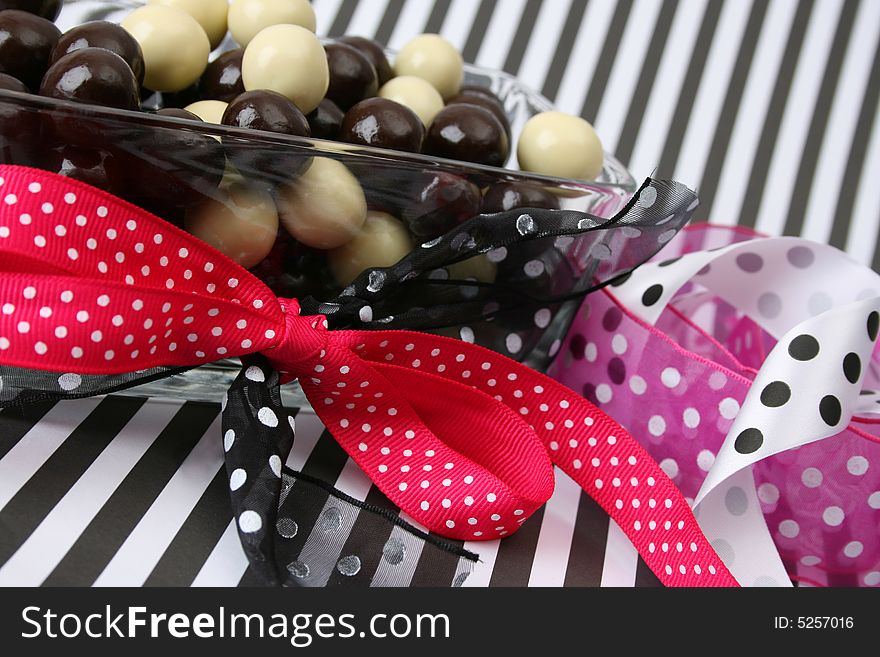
left=1, top=0, right=878, bottom=586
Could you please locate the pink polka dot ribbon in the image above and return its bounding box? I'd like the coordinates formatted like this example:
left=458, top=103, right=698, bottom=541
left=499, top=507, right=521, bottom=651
left=0, top=166, right=737, bottom=586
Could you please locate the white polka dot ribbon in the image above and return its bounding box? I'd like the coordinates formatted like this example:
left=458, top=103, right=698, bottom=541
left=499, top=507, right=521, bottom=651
left=0, top=165, right=737, bottom=586
left=604, top=232, right=880, bottom=584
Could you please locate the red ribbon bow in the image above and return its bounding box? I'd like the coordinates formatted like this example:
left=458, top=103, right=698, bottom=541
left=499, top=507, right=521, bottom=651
left=0, top=165, right=737, bottom=586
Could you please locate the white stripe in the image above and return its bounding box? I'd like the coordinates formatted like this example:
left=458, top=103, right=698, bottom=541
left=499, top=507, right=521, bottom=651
left=0, top=399, right=181, bottom=586
left=313, top=0, right=345, bottom=35
left=844, top=104, right=880, bottom=265
left=706, top=0, right=798, bottom=225
left=351, top=0, right=392, bottom=42
left=527, top=468, right=580, bottom=586
left=92, top=412, right=222, bottom=586
left=753, top=0, right=844, bottom=237
left=516, top=0, right=575, bottom=93
left=334, top=457, right=375, bottom=501
left=592, top=0, right=665, bottom=155
left=190, top=519, right=250, bottom=586
left=553, top=0, right=617, bottom=112
left=387, top=0, right=435, bottom=50
left=440, top=0, right=482, bottom=51
left=673, top=0, right=753, bottom=188
left=801, top=0, right=880, bottom=244
left=474, top=0, right=528, bottom=71
left=627, top=0, right=708, bottom=181
left=287, top=410, right=325, bottom=471
left=0, top=397, right=102, bottom=511
left=599, top=519, right=639, bottom=586
left=460, top=538, right=501, bottom=587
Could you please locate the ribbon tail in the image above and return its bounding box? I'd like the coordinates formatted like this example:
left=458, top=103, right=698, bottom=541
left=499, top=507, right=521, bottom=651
left=222, top=355, right=295, bottom=585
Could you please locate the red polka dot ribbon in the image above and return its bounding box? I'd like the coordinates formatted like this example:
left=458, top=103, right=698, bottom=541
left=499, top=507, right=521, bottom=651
left=0, top=165, right=737, bottom=586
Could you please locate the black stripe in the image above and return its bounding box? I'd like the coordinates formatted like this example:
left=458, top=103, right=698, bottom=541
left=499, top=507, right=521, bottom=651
left=563, top=492, right=609, bottom=587
left=502, top=0, right=543, bottom=76
left=614, top=0, right=680, bottom=166
left=409, top=536, right=465, bottom=587
left=0, top=399, right=56, bottom=461
left=324, top=485, right=400, bottom=586
left=143, top=465, right=231, bottom=587
left=541, top=0, right=590, bottom=101
left=693, top=0, right=770, bottom=223
left=327, top=0, right=359, bottom=37
left=488, top=506, right=544, bottom=586
left=634, top=556, right=663, bottom=587
left=462, top=0, right=498, bottom=64
left=0, top=395, right=146, bottom=568
left=373, top=0, right=406, bottom=46
left=41, top=401, right=218, bottom=586
left=302, top=429, right=351, bottom=482
left=834, top=34, right=880, bottom=253
left=656, top=0, right=724, bottom=178
left=739, top=0, right=815, bottom=229
left=580, top=0, right=634, bottom=122
left=782, top=0, right=858, bottom=237
left=275, top=431, right=351, bottom=563
left=423, top=0, right=452, bottom=33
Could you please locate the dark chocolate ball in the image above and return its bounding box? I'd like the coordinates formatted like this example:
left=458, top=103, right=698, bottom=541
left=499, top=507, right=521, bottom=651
left=481, top=182, right=559, bottom=214
left=222, top=89, right=310, bottom=136
left=400, top=172, right=481, bottom=240
left=457, top=84, right=504, bottom=105
left=0, top=9, right=60, bottom=90
left=0, top=71, right=41, bottom=165
left=425, top=104, right=509, bottom=168
left=0, top=70, right=26, bottom=92
left=40, top=47, right=139, bottom=110
left=157, top=82, right=200, bottom=109
left=40, top=144, right=114, bottom=189
left=0, top=1, right=61, bottom=21
left=249, top=230, right=338, bottom=300
left=222, top=90, right=312, bottom=187
left=306, top=97, right=344, bottom=140
left=199, top=48, right=244, bottom=102
left=340, top=97, right=424, bottom=153
left=324, top=41, right=378, bottom=111
left=337, top=35, right=393, bottom=86
left=447, top=93, right=510, bottom=140
left=51, top=21, right=145, bottom=85
left=153, top=108, right=202, bottom=125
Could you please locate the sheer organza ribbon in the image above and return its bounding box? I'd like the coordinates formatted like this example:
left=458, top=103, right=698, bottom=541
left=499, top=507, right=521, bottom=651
left=551, top=224, right=880, bottom=586
left=0, top=165, right=737, bottom=586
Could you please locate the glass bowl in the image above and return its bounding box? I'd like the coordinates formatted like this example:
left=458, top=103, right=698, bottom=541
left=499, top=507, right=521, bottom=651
left=0, top=0, right=638, bottom=404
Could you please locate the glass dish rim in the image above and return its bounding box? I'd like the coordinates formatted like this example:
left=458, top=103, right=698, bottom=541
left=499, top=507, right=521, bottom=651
left=0, top=83, right=635, bottom=193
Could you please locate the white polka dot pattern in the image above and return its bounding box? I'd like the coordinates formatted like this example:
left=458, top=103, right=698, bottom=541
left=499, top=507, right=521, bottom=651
left=0, top=169, right=279, bottom=373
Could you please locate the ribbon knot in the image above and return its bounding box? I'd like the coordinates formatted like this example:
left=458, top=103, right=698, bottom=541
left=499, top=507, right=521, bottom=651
left=0, top=166, right=738, bottom=586
left=267, top=298, right=329, bottom=379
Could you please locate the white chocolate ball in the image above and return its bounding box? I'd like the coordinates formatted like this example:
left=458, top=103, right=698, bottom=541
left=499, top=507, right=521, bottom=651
left=185, top=181, right=279, bottom=269
left=121, top=5, right=210, bottom=92
left=242, top=24, right=328, bottom=114
left=228, top=0, right=316, bottom=47
left=378, top=75, right=444, bottom=128
left=517, top=111, right=604, bottom=181
left=447, top=255, right=496, bottom=284
left=147, top=0, right=229, bottom=49
left=184, top=99, right=228, bottom=125
left=278, top=157, right=367, bottom=250
left=328, top=211, right=413, bottom=286
left=394, top=33, right=463, bottom=101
